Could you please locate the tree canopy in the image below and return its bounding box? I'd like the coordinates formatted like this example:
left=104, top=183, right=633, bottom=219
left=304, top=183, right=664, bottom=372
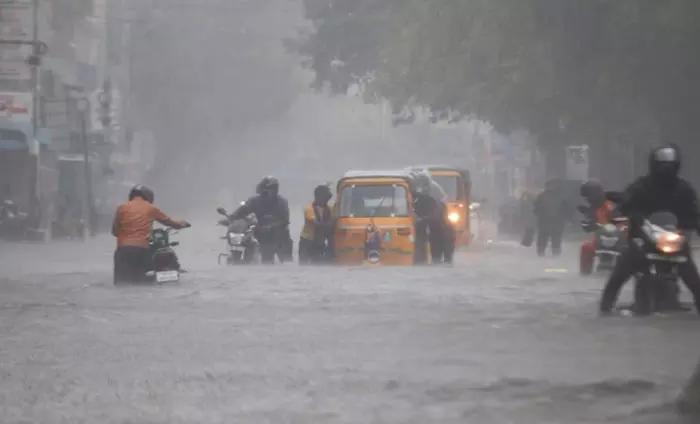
left=295, top=0, right=700, bottom=182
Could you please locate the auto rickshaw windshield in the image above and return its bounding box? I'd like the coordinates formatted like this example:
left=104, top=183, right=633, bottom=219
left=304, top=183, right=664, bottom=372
left=338, top=184, right=410, bottom=217
left=430, top=174, right=464, bottom=201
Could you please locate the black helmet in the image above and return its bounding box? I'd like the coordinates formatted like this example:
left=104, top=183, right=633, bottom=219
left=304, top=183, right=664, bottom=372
left=580, top=179, right=602, bottom=198
left=580, top=180, right=604, bottom=205
left=649, top=144, right=680, bottom=181
left=314, top=184, right=332, bottom=201
left=257, top=176, right=279, bottom=197
left=129, top=184, right=154, bottom=203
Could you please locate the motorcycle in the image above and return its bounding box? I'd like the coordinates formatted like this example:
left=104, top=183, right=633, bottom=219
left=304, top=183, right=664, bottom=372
left=146, top=227, right=185, bottom=283
left=586, top=217, right=629, bottom=273
left=0, top=199, right=28, bottom=239
left=216, top=206, right=260, bottom=265
left=578, top=203, right=628, bottom=274
left=632, top=211, right=686, bottom=314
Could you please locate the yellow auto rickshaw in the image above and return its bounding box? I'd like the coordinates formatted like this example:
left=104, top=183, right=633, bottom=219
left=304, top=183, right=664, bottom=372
left=406, top=165, right=472, bottom=247
left=333, top=170, right=418, bottom=266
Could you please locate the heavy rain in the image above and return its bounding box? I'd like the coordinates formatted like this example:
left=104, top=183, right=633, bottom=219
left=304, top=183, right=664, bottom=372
left=1, top=0, right=700, bottom=422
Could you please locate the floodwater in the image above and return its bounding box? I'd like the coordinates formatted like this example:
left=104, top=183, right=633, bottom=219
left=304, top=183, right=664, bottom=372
left=0, top=224, right=697, bottom=423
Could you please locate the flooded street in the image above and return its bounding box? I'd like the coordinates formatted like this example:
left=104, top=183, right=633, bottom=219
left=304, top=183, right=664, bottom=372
left=0, top=228, right=698, bottom=423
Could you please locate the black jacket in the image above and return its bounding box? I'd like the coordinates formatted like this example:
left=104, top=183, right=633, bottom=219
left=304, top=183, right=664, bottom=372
left=414, top=193, right=453, bottom=237
left=414, top=193, right=442, bottom=223
left=231, top=194, right=290, bottom=227
left=619, top=175, right=699, bottom=235
left=533, top=189, right=569, bottom=227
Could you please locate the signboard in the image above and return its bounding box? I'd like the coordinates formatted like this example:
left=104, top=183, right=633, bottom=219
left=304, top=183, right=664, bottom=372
left=0, top=2, right=32, bottom=39
left=0, top=60, right=30, bottom=80
left=89, top=89, right=120, bottom=132
left=0, top=0, right=52, bottom=43
left=565, top=145, right=589, bottom=181
left=0, top=92, right=32, bottom=122
left=0, top=20, right=30, bottom=40
left=0, top=0, right=33, bottom=5
left=0, top=0, right=32, bottom=82
left=0, top=44, right=30, bottom=61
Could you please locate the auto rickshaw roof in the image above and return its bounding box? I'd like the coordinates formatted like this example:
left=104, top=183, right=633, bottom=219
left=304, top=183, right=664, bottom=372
left=338, top=170, right=417, bottom=188
left=406, top=165, right=470, bottom=174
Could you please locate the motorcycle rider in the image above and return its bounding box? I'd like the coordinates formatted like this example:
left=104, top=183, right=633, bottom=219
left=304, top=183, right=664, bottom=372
left=299, top=185, right=334, bottom=264
left=599, top=145, right=700, bottom=315
left=112, top=185, right=190, bottom=284
left=415, top=170, right=448, bottom=203
left=533, top=179, right=569, bottom=256
left=230, top=176, right=291, bottom=264
left=579, top=180, right=619, bottom=275
left=413, top=174, right=455, bottom=264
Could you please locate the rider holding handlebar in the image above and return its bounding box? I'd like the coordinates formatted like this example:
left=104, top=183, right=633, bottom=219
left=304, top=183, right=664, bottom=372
left=112, top=185, right=190, bottom=284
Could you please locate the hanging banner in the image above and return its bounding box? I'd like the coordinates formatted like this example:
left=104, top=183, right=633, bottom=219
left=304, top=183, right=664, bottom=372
left=565, top=145, right=589, bottom=181
left=0, top=91, right=32, bottom=122
left=0, top=0, right=33, bottom=82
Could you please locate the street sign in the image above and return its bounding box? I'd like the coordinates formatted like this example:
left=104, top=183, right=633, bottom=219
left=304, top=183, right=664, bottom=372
left=565, top=145, right=589, bottom=181
left=89, top=89, right=120, bottom=132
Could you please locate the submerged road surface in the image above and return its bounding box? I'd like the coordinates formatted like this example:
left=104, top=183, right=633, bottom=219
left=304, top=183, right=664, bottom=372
left=0, top=228, right=698, bottom=423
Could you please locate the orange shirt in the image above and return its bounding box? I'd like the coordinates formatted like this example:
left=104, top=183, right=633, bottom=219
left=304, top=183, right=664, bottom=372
left=112, top=198, right=179, bottom=248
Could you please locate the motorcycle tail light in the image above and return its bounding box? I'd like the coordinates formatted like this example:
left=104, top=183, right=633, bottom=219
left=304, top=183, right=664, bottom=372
left=656, top=232, right=684, bottom=254
left=397, top=227, right=411, bottom=236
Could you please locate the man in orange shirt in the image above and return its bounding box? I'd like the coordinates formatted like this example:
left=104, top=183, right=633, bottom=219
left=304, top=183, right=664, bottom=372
left=112, top=185, right=190, bottom=284
left=579, top=180, right=617, bottom=275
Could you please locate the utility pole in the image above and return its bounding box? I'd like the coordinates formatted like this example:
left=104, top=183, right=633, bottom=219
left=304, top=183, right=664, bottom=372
left=31, top=0, right=45, bottom=241
left=78, top=98, right=93, bottom=240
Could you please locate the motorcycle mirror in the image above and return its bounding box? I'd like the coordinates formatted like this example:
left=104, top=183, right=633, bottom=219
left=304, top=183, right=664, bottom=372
left=580, top=220, right=595, bottom=233
left=170, top=242, right=180, bottom=247
left=216, top=207, right=228, bottom=216
left=217, top=219, right=229, bottom=226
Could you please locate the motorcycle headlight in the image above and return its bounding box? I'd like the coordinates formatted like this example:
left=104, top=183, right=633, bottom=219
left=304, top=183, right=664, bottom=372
left=448, top=212, right=460, bottom=224
left=656, top=231, right=684, bottom=253
left=228, top=233, right=244, bottom=245
left=602, top=223, right=617, bottom=233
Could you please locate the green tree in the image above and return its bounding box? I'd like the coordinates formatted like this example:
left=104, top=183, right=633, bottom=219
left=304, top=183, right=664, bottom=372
left=294, top=0, right=403, bottom=94
left=296, top=0, right=700, bottom=182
